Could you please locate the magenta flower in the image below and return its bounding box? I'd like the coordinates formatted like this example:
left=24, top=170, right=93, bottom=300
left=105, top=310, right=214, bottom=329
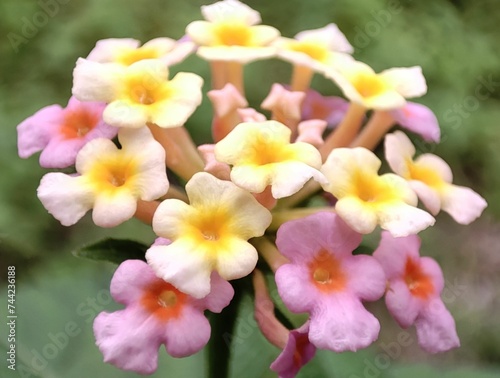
left=389, top=101, right=440, bottom=142
left=17, top=96, right=117, bottom=168
left=275, top=212, right=386, bottom=352
left=270, top=322, right=316, bottom=378
left=93, top=259, right=234, bottom=374
left=373, top=232, right=460, bottom=353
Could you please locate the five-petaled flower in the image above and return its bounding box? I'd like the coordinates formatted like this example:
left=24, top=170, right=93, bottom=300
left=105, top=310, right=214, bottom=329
left=72, top=58, right=203, bottom=128
left=17, top=96, right=117, bottom=168
left=146, top=172, right=272, bottom=298
left=186, top=0, right=280, bottom=63
left=94, top=259, right=234, bottom=374
left=373, top=232, right=460, bottom=353
left=275, top=212, right=386, bottom=352
left=321, top=147, right=435, bottom=237
left=215, top=120, right=327, bottom=198
left=37, top=127, right=168, bottom=227
left=324, top=60, right=427, bottom=110
left=385, top=131, right=487, bottom=224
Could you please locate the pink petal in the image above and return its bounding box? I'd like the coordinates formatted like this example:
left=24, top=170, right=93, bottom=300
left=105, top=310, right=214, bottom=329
left=270, top=322, right=316, bottom=378
left=385, top=279, right=422, bottom=328
left=389, top=102, right=440, bottom=142
left=110, top=260, right=158, bottom=305
left=308, top=294, right=380, bottom=352
left=301, top=89, right=350, bottom=128
left=194, top=272, right=234, bottom=313
left=415, top=298, right=460, bottom=353
left=276, top=212, right=362, bottom=264
left=17, top=104, right=63, bottom=158
left=162, top=306, right=211, bottom=357
left=94, top=307, right=162, bottom=375
left=373, top=231, right=421, bottom=280
left=275, top=264, right=317, bottom=313
left=344, top=254, right=386, bottom=301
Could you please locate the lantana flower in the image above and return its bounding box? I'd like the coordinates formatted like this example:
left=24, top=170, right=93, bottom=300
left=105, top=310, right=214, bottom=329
left=94, top=259, right=234, bottom=374
left=373, top=232, right=460, bottom=353
left=324, top=60, right=427, bottom=110
left=270, top=323, right=316, bottom=378
left=274, top=24, right=353, bottom=70
left=17, top=97, right=117, bottom=168
left=86, top=37, right=195, bottom=67
left=275, top=212, right=386, bottom=352
left=73, top=58, right=203, bottom=128
left=186, top=0, right=280, bottom=63
left=146, top=172, right=272, bottom=298
left=214, top=120, right=326, bottom=199
left=385, top=131, right=487, bottom=224
left=274, top=24, right=353, bottom=91
left=37, top=127, right=168, bottom=227
left=321, top=147, right=435, bottom=236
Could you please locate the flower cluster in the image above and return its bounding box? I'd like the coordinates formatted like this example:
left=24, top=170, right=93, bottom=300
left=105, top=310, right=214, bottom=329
left=18, top=1, right=487, bottom=377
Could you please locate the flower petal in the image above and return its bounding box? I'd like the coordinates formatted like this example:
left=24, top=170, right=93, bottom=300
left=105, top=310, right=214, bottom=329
left=275, top=264, right=317, bottom=314
left=92, top=191, right=138, bottom=228
left=37, top=173, right=94, bottom=226
left=72, top=58, right=122, bottom=102
left=308, top=295, right=380, bottom=352
left=389, top=102, right=440, bottom=142
left=440, top=184, right=487, bottom=224
left=379, top=66, right=427, bottom=98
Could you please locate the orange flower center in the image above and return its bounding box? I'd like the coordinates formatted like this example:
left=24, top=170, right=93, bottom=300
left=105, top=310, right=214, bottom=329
left=308, top=249, right=346, bottom=293
left=60, top=108, right=99, bottom=139
left=404, top=257, right=434, bottom=299
left=141, top=280, right=187, bottom=321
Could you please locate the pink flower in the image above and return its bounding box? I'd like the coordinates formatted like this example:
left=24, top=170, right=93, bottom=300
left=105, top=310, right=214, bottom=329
left=301, top=88, right=350, bottom=128
left=275, top=212, right=386, bottom=352
left=17, top=96, right=117, bottom=168
left=270, top=322, right=316, bottom=378
left=94, top=259, right=234, bottom=374
left=389, top=102, right=440, bottom=142
left=373, top=232, right=460, bottom=353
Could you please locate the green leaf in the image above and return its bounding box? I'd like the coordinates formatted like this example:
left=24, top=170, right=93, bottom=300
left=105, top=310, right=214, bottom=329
left=71, top=238, right=148, bottom=264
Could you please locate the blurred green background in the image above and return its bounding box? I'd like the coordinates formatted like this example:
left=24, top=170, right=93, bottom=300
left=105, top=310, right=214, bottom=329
left=1, top=0, right=500, bottom=377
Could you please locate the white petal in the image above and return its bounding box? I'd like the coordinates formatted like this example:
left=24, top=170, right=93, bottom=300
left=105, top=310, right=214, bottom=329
left=92, top=191, right=137, bottom=228
left=215, top=237, right=258, bottom=280
left=384, top=131, right=415, bottom=177
left=409, top=180, right=442, bottom=216
left=72, top=58, right=122, bottom=102
left=201, top=0, right=261, bottom=25
left=37, top=173, right=94, bottom=226
left=441, top=184, right=487, bottom=224
left=86, top=38, right=140, bottom=62
left=295, top=23, right=353, bottom=54
left=379, top=66, right=427, bottom=98
left=414, top=154, right=453, bottom=183
left=378, top=203, right=435, bottom=237
left=103, top=101, right=149, bottom=129
left=146, top=241, right=212, bottom=298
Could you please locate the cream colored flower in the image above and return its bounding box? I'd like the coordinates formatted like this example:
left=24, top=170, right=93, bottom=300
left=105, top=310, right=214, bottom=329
left=324, top=60, right=427, bottom=110
left=215, top=121, right=326, bottom=198
left=321, top=147, right=435, bottom=236
left=73, top=58, right=203, bottom=128
left=146, top=172, right=272, bottom=298
left=385, top=131, right=487, bottom=224
left=186, top=0, right=280, bottom=63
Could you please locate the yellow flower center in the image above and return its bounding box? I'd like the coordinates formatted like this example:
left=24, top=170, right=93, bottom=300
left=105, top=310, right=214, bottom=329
left=157, top=290, right=178, bottom=307
left=185, top=207, right=233, bottom=246
left=352, top=171, right=398, bottom=204
left=407, top=161, right=445, bottom=189
left=122, top=75, right=171, bottom=105
left=352, top=73, right=387, bottom=98
left=116, top=46, right=162, bottom=66
left=213, top=22, right=253, bottom=46
left=86, top=155, right=138, bottom=193
left=288, top=40, right=329, bottom=62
